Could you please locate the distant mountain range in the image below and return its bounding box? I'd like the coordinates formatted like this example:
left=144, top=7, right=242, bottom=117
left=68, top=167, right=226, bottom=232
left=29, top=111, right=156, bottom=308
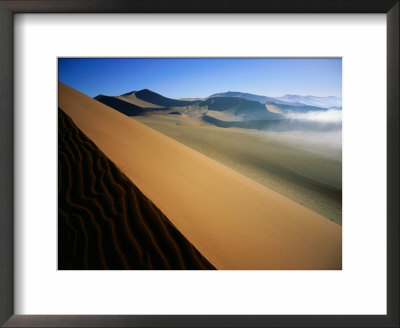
left=199, top=96, right=281, bottom=120
left=209, top=91, right=286, bottom=105
left=93, top=88, right=342, bottom=132
left=209, top=91, right=341, bottom=109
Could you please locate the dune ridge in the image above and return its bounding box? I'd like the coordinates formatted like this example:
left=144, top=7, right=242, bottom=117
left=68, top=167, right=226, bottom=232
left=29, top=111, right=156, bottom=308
left=58, top=108, right=215, bottom=270
left=134, top=89, right=197, bottom=107
left=117, top=93, right=163, bottom=108
left=59, top=82, right=342, bottom=270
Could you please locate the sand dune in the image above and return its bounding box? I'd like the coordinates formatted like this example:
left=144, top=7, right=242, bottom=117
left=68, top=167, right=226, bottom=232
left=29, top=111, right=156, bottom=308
left=59, top=82, right=341, bottom=270
left=118, top=92, right=163, bottom=108
left=206, top=109, right=244, bottom=122
left=94, top=95, right=146, bottom=116
left=133, top=89, right=197, bottom=107
left=265, top=104, right=283, bottom=114
left=136, top=115, right=342, bottom=224
left=58, top=108, right=214, bottom=270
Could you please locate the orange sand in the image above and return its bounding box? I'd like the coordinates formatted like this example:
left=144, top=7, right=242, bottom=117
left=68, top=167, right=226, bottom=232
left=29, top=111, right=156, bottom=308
left=117, top=93, right=162, bottom=108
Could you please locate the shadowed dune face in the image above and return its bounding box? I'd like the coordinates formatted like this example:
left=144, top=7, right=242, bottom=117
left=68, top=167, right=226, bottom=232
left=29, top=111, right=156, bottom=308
left=94, top=95, right=171, bottom=116
left=94, top=95, right=147, bottom=116
left=94, top=92, right=195, bottom=117
left=58, top=108, right=215, bottom=270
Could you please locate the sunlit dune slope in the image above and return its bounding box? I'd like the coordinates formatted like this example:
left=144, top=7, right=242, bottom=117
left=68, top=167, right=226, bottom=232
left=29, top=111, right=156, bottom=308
left=117, top=92, right=163, bottom=108
left=58, top=108, right=215, bottom=270
left=59, top=82, right=342, bottom=270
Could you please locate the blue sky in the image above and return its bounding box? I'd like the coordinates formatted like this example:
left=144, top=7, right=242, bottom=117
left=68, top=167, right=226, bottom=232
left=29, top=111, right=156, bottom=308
left=58, top=58, right=342, bottom=99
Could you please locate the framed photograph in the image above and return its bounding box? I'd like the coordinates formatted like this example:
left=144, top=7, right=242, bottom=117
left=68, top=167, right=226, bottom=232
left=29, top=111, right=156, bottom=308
left=0, top=1, right=398, bottom=327
left=57, top=57, right=343, bottom=271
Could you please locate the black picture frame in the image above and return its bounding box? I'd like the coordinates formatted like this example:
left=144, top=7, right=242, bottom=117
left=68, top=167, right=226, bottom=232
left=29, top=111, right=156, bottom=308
left=0, top=1, right=398, bottom=327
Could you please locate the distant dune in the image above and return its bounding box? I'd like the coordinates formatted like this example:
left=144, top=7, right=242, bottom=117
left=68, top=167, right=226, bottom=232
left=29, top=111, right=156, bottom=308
left=94, top=95, right=149, bottom=116
left=94, top=90, right=198, bottom=116
left=93, top=89, right=340, bottom=127
left=133, top=89, right=198, bottom=107
left=265, top=104, right=283, bottom=114
left=59, top=82, right=341, bottom=270
left=117, top=92, right=163, bottom=108
left=58, top=108, right=215, bottom=270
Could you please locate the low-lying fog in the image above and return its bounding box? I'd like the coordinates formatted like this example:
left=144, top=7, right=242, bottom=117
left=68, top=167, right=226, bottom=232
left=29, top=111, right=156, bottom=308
left=284, top=108, right=342, bottom=123
left=259, top=109, right=342, bottom=160
left=259, top=130, right=342, bottom=160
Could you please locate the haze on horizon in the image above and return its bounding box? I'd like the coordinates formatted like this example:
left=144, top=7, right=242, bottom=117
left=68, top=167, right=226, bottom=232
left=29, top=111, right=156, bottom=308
left=58, top=58, right=342, bottom=99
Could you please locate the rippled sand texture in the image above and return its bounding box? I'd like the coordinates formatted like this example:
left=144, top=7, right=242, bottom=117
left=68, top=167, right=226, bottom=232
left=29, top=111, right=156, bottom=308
left=58, top=109, right=215, bottom=270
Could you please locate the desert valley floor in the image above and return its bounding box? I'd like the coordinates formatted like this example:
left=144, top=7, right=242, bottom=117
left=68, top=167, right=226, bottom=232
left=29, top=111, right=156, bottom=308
left=136, top=115, right=342, bottom=224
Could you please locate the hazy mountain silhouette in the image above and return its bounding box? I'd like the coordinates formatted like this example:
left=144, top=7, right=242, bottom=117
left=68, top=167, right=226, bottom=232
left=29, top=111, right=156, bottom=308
left=209, top=91, right=284, bottom=104
left=207, top=91, right=330, bottom=112
left=93, top=89, right=341, bottom=133
left=200, top=97, right=283, bottom=120
left=203, top=115, right=341, bottom=132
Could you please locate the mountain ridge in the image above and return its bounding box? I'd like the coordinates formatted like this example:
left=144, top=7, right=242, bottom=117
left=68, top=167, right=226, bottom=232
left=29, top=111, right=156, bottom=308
left=93, top=88, right=341, bottom=128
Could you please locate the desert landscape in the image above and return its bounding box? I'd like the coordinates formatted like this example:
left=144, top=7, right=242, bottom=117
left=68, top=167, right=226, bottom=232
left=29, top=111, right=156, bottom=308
left=58, top=58, right=342, bottom=270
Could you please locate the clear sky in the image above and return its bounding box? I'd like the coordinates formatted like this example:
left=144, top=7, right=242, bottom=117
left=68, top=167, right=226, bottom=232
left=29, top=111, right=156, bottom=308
left=58, top=58, right=342, bottom=99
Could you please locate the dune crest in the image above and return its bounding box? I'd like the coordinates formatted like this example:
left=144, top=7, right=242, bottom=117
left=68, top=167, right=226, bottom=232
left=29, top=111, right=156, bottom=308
left=117, top=93, right=163, bottom=108
left=59, top=82, right=342, bottom=270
